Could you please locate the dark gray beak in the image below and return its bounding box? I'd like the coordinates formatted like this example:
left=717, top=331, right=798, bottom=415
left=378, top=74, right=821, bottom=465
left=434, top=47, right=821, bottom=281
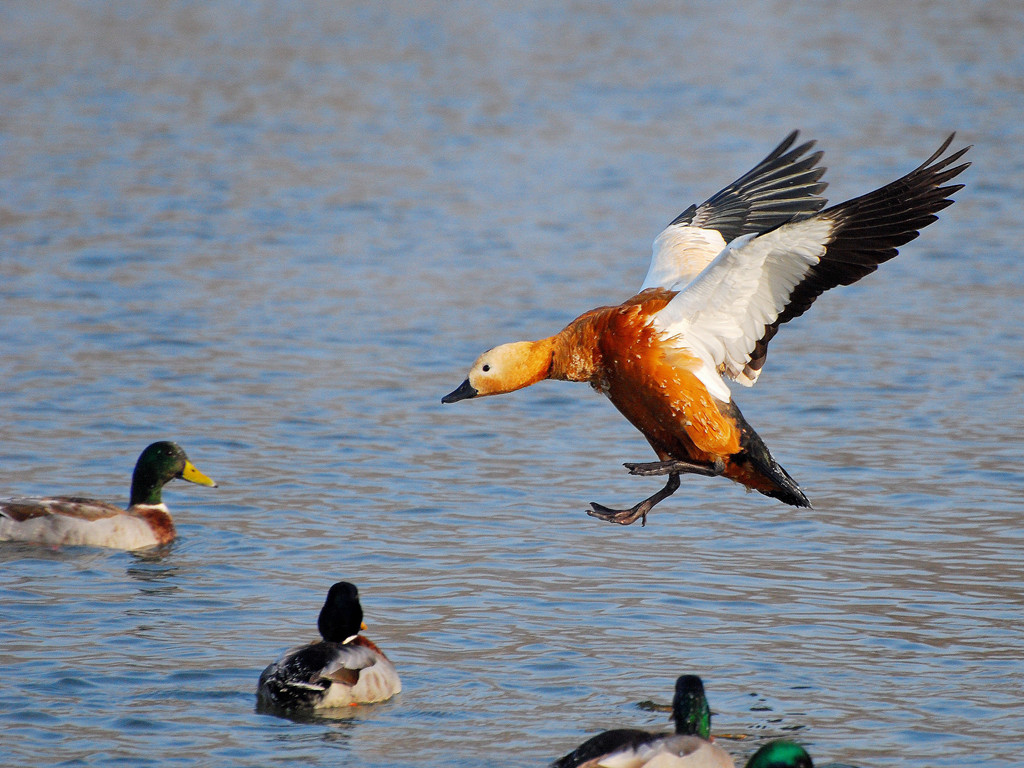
left=442, top=379, right=478, bottom=404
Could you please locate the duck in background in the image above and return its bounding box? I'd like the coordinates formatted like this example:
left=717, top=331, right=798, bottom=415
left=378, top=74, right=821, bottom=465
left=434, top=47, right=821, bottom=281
left=563, top=740, right=815, bottom=768
left=550, top=674, right=816, bottom=767
left=551, top=675, right=733, bottom=768
left=257, top=581, right=401, bottom=712
left=0, top=440, right=216, bottom=550
left=443, top=134, right=969, bottom=525
left=742, top=742, right=815, bottom=768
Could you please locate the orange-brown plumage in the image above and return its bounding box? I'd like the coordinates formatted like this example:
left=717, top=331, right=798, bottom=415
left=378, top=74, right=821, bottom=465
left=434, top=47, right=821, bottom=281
left=552, top=292, right=743, bottom=461
left=543, top=291, right=797, bottom=512
left=443, top=132, right=969, bottom=524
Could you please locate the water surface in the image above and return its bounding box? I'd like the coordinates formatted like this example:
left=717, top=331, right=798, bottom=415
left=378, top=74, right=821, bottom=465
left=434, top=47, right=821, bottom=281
left=1, top=2, right=1023, bottom=767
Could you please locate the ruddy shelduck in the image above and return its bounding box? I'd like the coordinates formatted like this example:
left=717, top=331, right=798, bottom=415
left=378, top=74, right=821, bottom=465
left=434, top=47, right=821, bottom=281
left=0, top=441, right=217, bottom=550
left=257, top=581, right=401, bottom=712
left=443, top=133, right=969, bottom=525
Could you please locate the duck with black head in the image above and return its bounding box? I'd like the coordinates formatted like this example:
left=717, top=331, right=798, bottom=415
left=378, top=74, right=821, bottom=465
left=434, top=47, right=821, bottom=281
left=257, top=582, right=401, bottom=712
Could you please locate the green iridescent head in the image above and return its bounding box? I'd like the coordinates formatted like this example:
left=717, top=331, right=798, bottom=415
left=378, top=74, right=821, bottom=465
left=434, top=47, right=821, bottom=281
left=671, top=675, right=712, bottom=740
left=129, top=441, right=217, bottom=507
left=746, top=740, right=814, bottom=768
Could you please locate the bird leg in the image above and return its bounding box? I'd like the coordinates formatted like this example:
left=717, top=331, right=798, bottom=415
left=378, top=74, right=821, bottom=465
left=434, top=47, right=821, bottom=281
left=588, top=472, right=681, bottom=527
left=624, top=458, right=725, bottom=477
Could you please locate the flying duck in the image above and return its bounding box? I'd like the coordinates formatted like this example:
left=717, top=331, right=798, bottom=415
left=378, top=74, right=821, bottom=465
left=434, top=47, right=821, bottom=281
left=443, top=133, right=969, bottom=524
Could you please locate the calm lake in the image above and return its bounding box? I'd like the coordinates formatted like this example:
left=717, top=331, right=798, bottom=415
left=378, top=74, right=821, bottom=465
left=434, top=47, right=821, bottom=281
left=1, top=1, right=1022, bottom=767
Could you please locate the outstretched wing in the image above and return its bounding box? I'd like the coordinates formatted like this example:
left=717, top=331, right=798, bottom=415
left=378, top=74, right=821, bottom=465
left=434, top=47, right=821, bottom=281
left=641, top=131, right=828, bottom=291
left=653, top=134, right=970, bottom=399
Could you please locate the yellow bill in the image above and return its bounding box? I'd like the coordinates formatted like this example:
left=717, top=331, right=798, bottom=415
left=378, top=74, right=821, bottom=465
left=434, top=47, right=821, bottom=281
left=181, top=460, right=217, bottom=487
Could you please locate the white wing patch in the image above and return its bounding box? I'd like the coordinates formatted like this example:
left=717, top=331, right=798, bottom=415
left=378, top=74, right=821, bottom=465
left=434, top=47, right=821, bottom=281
left=640, top=224, right=728, bottom=291
left=318, top=643, right=401, bottom=707
left=652, top=217, right=837, bottom=401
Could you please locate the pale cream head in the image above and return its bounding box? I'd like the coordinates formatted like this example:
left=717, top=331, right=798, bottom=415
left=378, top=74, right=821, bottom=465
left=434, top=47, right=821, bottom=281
left=442, top=340, right=553, bottom=403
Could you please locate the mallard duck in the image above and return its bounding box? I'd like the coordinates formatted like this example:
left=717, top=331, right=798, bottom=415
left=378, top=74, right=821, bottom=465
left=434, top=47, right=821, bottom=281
left=743, top=742, right=814, bottom=768
left=551, top=675, right=733, bottom=768
left=554, top=676, right=816, bottom=768
left=603, top=740, right=816, bottom=768
left=257, top=581, right=401, bottom=712
left=443, top=134, right=969, bottom=525
left=557, top=738, right=815, bottom=768
left=0, top=441, right=216, bottom=550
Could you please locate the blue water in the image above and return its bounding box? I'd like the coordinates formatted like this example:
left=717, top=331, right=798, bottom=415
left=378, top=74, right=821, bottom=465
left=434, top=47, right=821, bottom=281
left=1, top=1, right=1023, bottom=766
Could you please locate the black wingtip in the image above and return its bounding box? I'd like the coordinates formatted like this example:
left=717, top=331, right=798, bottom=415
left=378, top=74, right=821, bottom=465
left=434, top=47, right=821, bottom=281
left=668, top=131, right=830, bottom=236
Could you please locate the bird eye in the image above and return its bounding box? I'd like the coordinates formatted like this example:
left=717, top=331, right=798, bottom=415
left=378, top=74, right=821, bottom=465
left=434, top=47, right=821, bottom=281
left=482, top=364, right=490, bottom=372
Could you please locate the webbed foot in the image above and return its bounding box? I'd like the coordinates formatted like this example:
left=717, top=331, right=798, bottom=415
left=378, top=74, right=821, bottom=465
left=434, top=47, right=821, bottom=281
left=587, top=473, right=681, bottom=527
left=624, top=459, right=725, bottom=477
left=588, top=500, right=652, bottom=526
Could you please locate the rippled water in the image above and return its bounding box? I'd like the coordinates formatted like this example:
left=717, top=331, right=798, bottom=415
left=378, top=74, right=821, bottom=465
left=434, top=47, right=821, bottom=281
left=2, top=1, right=1023, bottom=766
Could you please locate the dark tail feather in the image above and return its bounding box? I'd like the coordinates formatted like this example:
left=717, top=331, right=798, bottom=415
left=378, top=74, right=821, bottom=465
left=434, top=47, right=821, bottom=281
left=725, top=403, right=811, bottom=508
left=743, top=441, right=811, bottom=508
